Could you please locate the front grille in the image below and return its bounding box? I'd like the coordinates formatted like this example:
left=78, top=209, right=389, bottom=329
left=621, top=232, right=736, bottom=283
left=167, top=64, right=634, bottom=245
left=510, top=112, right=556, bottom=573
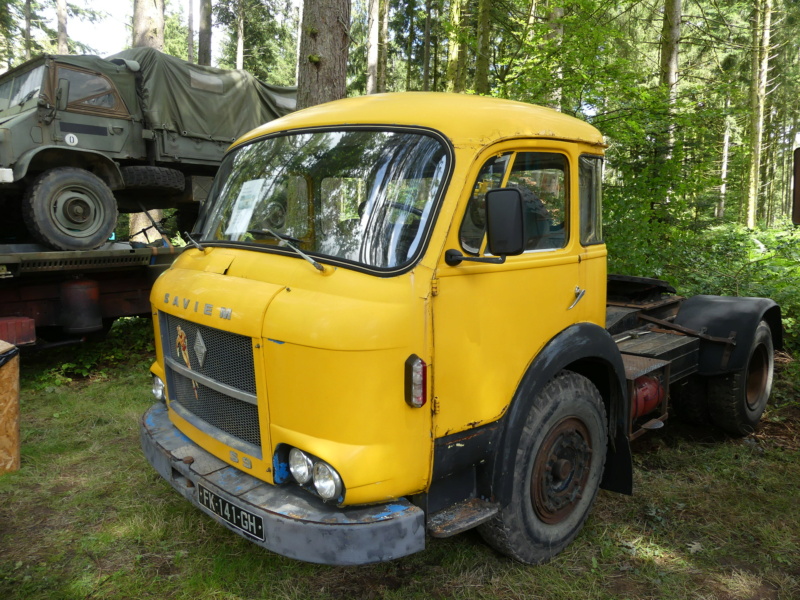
left=160, top=312, right=260, bottom=449
left=162, top=313, right=256, bottom=395
left=171, top=371, right=261, bottom=447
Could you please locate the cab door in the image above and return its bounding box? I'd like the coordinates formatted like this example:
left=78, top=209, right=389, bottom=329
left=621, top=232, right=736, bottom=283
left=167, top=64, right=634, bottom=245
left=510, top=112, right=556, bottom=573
left=53, top=65, right=133, bottom=157
left=432, top=143, right=584, bottom=438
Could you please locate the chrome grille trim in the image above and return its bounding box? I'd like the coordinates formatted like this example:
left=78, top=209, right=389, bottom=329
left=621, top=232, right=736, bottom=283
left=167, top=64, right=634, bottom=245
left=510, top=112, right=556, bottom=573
left=165, top=356, right=257, bottom=405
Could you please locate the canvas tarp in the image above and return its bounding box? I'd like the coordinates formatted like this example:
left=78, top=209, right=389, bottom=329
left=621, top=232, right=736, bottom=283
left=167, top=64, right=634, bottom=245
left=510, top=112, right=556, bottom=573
left=107, top=47, right=296, bottom=143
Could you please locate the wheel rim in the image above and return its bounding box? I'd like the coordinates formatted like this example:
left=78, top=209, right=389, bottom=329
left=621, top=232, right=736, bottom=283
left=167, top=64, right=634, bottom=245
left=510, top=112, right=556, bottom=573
left=531, top=417, right=593, bottom=524
left=746, top=344, right=769, bottom=410
left=51, top=186, right=106, bottom=238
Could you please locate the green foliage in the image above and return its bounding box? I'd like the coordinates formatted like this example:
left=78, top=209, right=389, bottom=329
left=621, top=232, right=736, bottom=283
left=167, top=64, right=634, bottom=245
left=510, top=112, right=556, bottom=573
left=22, top=317, right=155, bottom=390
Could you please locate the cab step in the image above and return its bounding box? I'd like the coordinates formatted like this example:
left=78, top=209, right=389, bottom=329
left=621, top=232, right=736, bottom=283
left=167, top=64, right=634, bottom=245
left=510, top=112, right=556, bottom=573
left=427, top=498, right=499, bottom=538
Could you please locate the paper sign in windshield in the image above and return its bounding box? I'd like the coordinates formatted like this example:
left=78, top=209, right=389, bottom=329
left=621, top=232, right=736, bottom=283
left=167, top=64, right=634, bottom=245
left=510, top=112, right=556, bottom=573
left=225, top=179, right=265, bottom=238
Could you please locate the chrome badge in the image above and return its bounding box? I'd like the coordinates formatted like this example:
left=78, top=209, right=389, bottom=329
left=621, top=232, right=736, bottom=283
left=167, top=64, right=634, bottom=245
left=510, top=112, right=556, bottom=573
left=194, top=330, right=207, bottom=368
left=176, top=325, right=199, bottom=399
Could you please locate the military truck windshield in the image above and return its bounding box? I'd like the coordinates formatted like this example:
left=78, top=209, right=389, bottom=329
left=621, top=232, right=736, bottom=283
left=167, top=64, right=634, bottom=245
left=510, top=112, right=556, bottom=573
left=0, top=65, right=45, bottom=113
left=201, top=129, right=449, bottom=270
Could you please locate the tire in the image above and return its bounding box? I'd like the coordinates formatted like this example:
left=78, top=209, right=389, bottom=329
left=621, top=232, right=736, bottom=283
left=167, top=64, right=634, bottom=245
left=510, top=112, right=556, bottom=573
left=670, top=375, right=709, bottom=425
left=478, top=371, right=608, bottom=564
left=120, top=166, right=185, bottom=193
left=708, top=320, right=774, bottom=436
left=22, top=167, right=118, bottom=251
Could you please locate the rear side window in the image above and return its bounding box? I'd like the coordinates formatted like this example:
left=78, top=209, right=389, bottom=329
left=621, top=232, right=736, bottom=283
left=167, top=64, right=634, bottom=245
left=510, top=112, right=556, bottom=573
left=579, top=155, right=603, bottom=245
left=57, top=67, right=119, bottom=110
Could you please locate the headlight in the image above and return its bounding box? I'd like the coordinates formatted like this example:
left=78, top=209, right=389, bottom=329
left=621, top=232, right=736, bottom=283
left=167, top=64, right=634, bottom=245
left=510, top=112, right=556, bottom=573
left=151, top=376, right=165, bottom=402
left=313, top=461, right=343, bottom=501
left=288, top=448, right=313, bottom=484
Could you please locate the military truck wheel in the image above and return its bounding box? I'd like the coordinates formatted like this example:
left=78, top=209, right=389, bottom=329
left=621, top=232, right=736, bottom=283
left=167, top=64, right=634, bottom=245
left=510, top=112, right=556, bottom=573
left=708, top=320, right=774, bottom=436
left=670, top=376, right=709, bottom=425
left=22, top=167, right=118, bottom=251
left=120, top=166, right=185, bottom=193
left=478, top=371, right=607, bottom=564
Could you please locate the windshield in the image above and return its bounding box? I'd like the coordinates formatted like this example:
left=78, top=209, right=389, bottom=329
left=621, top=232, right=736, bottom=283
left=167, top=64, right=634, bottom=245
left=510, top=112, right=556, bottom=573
left=0, top=65, right=45, bottom=113
left=200, top=129, right=450, bottom=270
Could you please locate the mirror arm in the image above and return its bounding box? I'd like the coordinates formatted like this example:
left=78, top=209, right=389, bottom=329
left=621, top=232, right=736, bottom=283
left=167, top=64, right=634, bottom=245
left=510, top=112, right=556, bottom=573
left=445, top=249, right=506, bottom=267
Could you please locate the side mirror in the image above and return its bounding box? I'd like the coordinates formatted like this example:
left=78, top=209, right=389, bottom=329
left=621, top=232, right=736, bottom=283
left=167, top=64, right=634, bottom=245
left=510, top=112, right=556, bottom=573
left=793, top=148, right=800, bottom=225
left=56, top=78, right=70, bottom=111
left=486, top=188, right=525, bottom=257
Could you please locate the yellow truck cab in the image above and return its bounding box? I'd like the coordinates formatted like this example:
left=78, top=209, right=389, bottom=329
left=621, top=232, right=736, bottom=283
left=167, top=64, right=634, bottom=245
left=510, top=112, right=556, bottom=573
left=140, top=93, right=781, bottom=565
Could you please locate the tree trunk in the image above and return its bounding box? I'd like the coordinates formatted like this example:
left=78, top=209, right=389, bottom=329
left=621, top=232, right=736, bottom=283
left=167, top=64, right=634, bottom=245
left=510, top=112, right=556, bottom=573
left=658, top=0, right=681, bottom=158
left=56, top=0, right=68, bottom=54
left=405, top=2, right=415, bottom=91
left=474, top=0, right=491, bottom=95
left=422, top=0, right=432, bottom=91
left=187, top=0, right=195, bottom=63
left=24, top=0, right=32, bottom=60
left=379, top=0, right=388, bottom=92
left=746, top=0, right=771, bottom=229
left=198, top=0, right=212, bottom=66
left=132, top=0, right=165, bottom=51
left=236, top=2, right=244, bottom=70
left=446, top=0, right=462, bottom=92
left=296, top=0, right=351, bottom=111
left=367, top=0, right=379, bottom=94
left=546, top=3, right=564, bottom=109
left=131, top=0, right=166, bottom=243
left=716, top=103, right=731, bottom=219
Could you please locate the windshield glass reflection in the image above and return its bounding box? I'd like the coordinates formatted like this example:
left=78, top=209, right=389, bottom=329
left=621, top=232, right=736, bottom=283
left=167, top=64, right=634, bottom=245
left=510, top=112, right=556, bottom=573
left=200, top=129, right=449, bottom=270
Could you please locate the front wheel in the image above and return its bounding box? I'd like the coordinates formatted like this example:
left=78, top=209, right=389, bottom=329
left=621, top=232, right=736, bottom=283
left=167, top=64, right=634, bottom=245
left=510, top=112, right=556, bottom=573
left=22, top=167, right=117, bottom=250
left=708, top=320, right=774, bottom=436
left=478, top=371, right=608, bottom=564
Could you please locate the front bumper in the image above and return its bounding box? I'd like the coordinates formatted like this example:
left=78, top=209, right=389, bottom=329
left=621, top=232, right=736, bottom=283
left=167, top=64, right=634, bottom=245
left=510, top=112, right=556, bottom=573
left=140, top=403, right=426, bottom=565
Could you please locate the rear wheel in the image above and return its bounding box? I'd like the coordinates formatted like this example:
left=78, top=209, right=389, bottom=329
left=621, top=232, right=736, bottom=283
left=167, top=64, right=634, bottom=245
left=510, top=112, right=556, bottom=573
left=478, top=371, right=607, bottom=564
left=22, top=167, right=117, bottom=250
left=708, top=320, right=774, bottom=436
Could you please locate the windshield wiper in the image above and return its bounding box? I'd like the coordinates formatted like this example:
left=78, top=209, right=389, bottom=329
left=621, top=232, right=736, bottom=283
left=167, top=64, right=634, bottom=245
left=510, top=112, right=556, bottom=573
left=248, top=226, right=324, bottom=272
left=183, top=230, right=205, bottom=251
left=247, top=229, right=303, bottom=245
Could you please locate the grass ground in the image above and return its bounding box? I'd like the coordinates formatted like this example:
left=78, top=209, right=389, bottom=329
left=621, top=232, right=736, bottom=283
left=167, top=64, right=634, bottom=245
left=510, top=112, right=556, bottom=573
left=1, top=322, right=798, bottom=599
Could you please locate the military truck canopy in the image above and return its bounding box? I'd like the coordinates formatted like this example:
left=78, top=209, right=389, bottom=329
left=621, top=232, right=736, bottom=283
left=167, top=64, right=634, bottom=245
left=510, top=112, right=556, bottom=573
left=106, top=47, right=296, bottom=143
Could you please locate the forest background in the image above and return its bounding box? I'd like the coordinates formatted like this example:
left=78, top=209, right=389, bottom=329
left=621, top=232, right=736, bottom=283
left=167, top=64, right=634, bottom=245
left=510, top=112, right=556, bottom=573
left=2, top=0, right=800, bottom=350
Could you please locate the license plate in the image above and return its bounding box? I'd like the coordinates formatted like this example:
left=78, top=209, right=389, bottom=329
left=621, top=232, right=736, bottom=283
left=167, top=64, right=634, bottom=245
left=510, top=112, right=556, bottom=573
left=197, top=484, right=265, bottom=541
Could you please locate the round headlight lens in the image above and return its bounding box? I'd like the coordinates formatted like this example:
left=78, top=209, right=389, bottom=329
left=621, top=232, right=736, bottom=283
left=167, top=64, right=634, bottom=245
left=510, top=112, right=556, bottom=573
left=288, top=448, right=313, bottom=484
left=313, top=461, right=343, bottom=501
left=151, top=376, right=165, bottom=402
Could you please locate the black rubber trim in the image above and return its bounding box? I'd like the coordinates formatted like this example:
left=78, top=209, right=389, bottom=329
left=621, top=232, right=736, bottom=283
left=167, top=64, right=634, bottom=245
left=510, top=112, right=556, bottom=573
left=59, top=122, right=108, bottom=136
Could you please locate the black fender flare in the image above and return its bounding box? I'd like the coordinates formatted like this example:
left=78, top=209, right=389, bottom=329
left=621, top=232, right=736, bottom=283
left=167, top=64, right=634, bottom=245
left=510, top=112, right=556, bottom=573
left=673, top=295, right=782, bottom=376
left=489, top=322, right=632, bottom=505
left=13, top=146, right=124, bottom=189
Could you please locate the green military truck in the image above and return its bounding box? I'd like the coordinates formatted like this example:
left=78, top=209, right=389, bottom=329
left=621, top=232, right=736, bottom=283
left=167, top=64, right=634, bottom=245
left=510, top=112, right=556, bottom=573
left=0, top=47, right=295, bottom=251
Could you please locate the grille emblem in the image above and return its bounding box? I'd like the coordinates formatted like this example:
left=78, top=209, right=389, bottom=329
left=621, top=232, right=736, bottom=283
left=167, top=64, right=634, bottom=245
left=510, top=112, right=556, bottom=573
left=194, top=331, right=207, bottom=368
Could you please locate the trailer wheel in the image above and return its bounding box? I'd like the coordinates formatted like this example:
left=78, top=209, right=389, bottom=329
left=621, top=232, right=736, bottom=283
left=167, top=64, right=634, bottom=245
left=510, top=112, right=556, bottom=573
left=478, top=371, right=607, bottom=564
left=670, top=376, right=709, bottom=425
left=22, top=167, right=118, bottom=251
left=120, top=166, right=186, bottom=193
left=708, top=320, right=774, bottom=436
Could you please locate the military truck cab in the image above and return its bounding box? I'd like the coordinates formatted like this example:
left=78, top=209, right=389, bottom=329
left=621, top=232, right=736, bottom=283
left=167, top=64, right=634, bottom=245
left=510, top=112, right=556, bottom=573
left=140, top=93, right=780, bottom=565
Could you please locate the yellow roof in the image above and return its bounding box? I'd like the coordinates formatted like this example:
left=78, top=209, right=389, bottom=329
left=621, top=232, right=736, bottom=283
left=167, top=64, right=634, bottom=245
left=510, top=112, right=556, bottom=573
left=234, top=92, right=605, bottom=150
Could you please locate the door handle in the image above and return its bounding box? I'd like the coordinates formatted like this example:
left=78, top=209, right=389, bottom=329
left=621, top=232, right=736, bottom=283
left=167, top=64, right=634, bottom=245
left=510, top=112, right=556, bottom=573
left=568, top=286, right=585, bottom=310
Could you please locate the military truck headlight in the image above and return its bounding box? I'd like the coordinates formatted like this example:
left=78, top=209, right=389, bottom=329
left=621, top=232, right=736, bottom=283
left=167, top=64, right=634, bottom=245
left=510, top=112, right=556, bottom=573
left=151, top=376, right=166, bottom=402
left=313, top=461, right=343, bottom=501
left=288, top=448, right=313, bottom=484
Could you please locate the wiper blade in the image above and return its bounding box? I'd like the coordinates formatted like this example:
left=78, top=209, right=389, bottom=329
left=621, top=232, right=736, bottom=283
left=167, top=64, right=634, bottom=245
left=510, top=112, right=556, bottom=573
left=250, top=226, right=324, bottom=272
left=183, top=230, right=205, bottom=251
left=247, top=229, right=303, bottom=245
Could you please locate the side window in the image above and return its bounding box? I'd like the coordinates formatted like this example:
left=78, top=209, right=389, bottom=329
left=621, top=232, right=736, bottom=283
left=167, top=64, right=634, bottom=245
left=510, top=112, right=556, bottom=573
left=459, top=153, right=511, bottom=254
left=579, top=155, right=603, bottom=245
left=57, top=67, right=119, bottom=110
left=507, top=152, right=568, bottom=251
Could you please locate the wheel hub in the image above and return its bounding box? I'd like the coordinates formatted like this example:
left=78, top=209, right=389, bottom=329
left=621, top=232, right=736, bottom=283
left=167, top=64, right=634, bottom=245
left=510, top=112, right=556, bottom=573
left=746, top=344, right=769, bottom=410
left=531, top=417, right=593, bottom=524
